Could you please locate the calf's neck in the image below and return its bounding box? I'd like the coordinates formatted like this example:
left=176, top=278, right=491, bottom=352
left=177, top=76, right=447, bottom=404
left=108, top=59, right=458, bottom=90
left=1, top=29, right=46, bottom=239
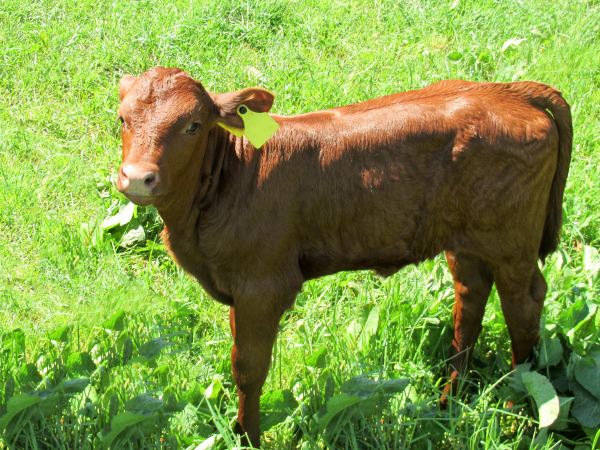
left=116, top=67, right=572, bottom=448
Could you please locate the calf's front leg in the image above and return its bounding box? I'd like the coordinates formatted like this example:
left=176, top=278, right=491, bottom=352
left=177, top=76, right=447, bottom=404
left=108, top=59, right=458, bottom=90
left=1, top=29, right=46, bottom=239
left=229, top=298, right=285, bottom=448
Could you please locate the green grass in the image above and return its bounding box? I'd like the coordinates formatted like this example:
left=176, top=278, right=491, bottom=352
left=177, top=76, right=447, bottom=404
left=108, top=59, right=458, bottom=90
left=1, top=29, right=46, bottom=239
left=1, top=0, right=600, bottom=448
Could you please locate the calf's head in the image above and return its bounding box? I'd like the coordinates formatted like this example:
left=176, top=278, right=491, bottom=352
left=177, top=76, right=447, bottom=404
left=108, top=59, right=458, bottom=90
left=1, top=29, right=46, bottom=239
left=116, top=67, right=275, bottom=207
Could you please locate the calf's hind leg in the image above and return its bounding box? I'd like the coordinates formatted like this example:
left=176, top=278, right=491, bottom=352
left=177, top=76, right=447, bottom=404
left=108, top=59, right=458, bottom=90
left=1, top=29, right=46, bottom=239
left=495, top=264, right=547, bottom=367
left=441, top=251, right=494, bottom=405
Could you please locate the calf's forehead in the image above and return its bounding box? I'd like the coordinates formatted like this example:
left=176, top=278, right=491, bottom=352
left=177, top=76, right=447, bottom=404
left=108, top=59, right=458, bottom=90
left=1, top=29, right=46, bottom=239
left=119, top=70, right=211, bottom=123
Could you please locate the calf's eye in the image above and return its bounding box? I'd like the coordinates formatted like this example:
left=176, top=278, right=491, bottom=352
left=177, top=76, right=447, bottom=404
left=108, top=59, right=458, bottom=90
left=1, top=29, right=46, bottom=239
left=186, top=122, right=201, bottom=134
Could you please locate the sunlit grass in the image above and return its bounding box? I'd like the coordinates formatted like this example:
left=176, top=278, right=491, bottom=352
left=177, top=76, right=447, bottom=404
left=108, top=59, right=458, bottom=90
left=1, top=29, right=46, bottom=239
left=1, top=0, right=599, bottom=448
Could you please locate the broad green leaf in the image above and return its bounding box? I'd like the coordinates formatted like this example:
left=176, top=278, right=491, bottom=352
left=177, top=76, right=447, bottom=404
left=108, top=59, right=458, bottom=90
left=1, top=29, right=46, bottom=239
left=324, top=374, right=335, bottom=403
left=538, top=336, right=563, bottom=368
left=549, top=397, right=574, bottom=431
left=502, top=38, right=526, bottom=52
left=260, top=389, right=298, bottom=431
left=58, top=378, right=90, bottom=395
left=317, top=393, right=363, bottom=432
left=355, top=383, right=408, bottom=418
left=522, top=372, right=560, bottom=428
left=48, top=325, right=70, bottom=343
left=154, top=363, right=170, bottom=385
left=341, top=375, right=378, bottom=398
left=341, top=375, right=409, bottom=398
left=124, top=393, right=163, bottom=414
left=66, top=352, right=97, bottom=377
left=398, top=402, right=418, bottom=418
left=164, top=393, right=187, bottom=414
left=125, top=355, right=149, bottom=365
left=204, top=379, right=224, bottom=406
left=102, top=213, right=120, bottom=230
left=122, top=337, right=133, bottom=365
left=119, top=201, right=136, bottom=226
left=120, top=222, right=145, bottom=248
left=37, top=390, right=60, bottom=415
left=101, top=411, right=149, bottom=448
left=78, top=402, right=97, bottom=419
left=571, top=381, right=600, bottom=427
left=184, top=381, right=203, bottom=405
left=4, top=375, right=15, bottom=402
left=447, top=51, right=462, bottom=61
left=2, top=329, right=25, bottom=355
left=583, top=245, right=600, bottom=275
left=103, top=309, right=126, bottom=332
left=108, top=393, right=119, bottom=421
left=346, top=319, right=362, bottom=337
left=557, top=299, right=589, bottom=334
left=574, top=357, right=600, bottom=400
left=18, top=363, right=42, bottom=389
left=581, top=426, right=600, bottom=441
left=306, top=346, right=328, bottom=369
left=135, top=206, right=148, bottom=223
left=381, top=378, right=410, bottom=394
left=354, top=393, right=383, bottom=418
left=506, top=363, right=532, bottom=399
left=0, top=393, right=42, bottom=432
left=477, top=51, right=490, bottom=63
left=361, top=306, right=380, bottom=340
left=167, top=436, right=178, bottom=450
left=170, top=299, right=197, bottom=316
left=195, top=436, right=217, bottom=450
left=195, top=423, right=215, bottom=440
left=133, top=411, right=160, bottom=438
left=138, top=337, right=172, bottom=359
left=339, top=377, right=408, bottom=420
left=34, top=388, right=57, bottom=400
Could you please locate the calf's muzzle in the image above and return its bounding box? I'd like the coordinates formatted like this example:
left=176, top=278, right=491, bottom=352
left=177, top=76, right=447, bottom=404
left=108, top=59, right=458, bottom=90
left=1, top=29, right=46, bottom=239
left=117, top=163, right=161, bottom=201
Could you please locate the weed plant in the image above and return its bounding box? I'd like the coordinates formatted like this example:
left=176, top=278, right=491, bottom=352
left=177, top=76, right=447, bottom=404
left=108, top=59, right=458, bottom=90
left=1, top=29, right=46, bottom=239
left=1, top=0, right=600, bottom=449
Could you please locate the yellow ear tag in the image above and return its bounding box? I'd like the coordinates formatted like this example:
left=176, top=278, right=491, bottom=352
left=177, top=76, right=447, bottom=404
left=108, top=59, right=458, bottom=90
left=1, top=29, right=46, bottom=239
left=237, top=105, right=279, bottom=148
left=218, top=122, right=244, bottom=138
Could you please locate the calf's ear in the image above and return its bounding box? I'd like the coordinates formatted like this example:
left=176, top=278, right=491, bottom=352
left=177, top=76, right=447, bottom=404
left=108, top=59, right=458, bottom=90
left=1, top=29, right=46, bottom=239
left=119, top=75, right=137, bottom=101
left=212, top=87, right=275, bottom=130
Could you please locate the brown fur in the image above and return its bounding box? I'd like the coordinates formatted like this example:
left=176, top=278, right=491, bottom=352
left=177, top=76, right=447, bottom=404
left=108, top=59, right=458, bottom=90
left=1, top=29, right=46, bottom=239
left=116, top=67, right=572, bottom=448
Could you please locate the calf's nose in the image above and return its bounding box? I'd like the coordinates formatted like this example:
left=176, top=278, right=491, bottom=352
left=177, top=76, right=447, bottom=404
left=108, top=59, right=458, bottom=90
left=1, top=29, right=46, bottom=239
left=118, top=164, right=160, bottom=196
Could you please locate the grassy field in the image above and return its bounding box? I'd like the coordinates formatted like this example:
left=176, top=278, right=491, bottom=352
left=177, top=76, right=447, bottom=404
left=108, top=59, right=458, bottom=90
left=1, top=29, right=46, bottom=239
left=1, top=0, right=600, bottom=448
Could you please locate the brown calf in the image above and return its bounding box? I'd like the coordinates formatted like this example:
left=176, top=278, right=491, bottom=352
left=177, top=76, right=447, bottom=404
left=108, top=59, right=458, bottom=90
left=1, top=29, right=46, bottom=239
left=116, top=67, right=572, bottom=448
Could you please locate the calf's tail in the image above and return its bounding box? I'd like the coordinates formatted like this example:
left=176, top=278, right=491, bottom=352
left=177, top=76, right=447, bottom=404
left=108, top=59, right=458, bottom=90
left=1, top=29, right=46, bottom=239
left=524, top=83, right=573, bottom=262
